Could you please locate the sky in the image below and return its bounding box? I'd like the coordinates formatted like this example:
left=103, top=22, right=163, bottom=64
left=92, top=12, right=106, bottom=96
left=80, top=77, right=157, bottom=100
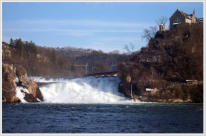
left=2, top=2, right=203, bottom=53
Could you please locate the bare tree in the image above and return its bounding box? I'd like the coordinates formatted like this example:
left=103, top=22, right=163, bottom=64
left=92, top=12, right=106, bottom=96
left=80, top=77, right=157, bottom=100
left=142, top=26, right=158, bottom=41
left=124, top=43, right=135, bottom=53
left=110, top=50, right=120, bottom=54
left=156, top=16, right=168, bottom=25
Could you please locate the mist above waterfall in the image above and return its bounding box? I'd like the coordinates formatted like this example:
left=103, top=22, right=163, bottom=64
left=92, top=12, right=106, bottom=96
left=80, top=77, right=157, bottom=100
left=33, top=77, right=134, bottom=104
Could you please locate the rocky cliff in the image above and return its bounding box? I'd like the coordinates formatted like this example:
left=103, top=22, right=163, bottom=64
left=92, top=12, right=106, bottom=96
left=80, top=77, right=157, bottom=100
left=118, top=23, right=203, bottom=103
left=2, top=64, right=43, bottom=103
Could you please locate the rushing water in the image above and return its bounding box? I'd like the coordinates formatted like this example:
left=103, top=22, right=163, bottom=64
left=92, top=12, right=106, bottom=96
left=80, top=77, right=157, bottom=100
left=2, top=103, right=203, bottom=133
left=2, top=77, right=203, bottom=133
left=31, top=76, right=133, bottom=104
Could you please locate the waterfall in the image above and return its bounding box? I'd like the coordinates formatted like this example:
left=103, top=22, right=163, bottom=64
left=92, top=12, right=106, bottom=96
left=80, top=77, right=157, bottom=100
left=31, top=76, right=135, bottom=104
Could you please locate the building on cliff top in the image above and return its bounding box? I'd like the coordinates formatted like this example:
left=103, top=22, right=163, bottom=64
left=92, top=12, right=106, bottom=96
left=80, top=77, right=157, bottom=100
left=169, top=9, right=202, bottom=30
left=159, top=24, right=166, bottom=32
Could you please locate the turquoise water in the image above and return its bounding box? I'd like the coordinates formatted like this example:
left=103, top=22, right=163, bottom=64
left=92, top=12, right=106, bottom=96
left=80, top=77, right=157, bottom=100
left=2, top=103, right=203, bottom=133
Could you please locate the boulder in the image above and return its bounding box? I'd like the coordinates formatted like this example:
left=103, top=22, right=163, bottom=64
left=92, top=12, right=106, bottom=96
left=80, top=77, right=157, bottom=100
left=27, top=80, right=44, bottom=101
left=2, top=63, right=44, bottom=103
left=24, top=93, right=39, bottom=102
left=2, top=64, right=20, bottom=103
left=16, top=65, right=28, bottom=86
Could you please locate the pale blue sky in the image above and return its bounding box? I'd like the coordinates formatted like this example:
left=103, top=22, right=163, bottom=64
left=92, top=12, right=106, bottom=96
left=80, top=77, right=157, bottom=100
left=3, top=2, right=203, bottom=53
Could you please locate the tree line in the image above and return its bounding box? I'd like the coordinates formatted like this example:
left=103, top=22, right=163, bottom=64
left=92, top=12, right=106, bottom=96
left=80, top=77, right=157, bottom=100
left=3, top=38, right=129, bottom=77
left=118, top=23, right=203, bottom=102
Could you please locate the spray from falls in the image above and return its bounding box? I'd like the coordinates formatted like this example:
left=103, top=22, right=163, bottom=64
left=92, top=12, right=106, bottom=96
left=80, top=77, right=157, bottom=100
left=32, top=77, right=135, bottom=104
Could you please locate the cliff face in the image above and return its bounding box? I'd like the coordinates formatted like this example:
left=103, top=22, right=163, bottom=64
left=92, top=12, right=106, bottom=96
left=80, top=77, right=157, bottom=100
left=2, top=64, right=19, bottom=103
left=2, top=64, right=43, bottom=103
left=118, top=23, right=203, bottom=103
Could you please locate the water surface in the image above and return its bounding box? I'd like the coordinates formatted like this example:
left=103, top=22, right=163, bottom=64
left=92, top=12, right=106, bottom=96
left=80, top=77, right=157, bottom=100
left=2, top=103, right=203, bottom=133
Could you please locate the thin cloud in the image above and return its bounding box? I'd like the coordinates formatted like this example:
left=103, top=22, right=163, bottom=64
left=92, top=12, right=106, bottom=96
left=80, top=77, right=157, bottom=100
left=14, top=19, right=152, bottom=28
left=4, top=19, right=153, bottom=37
left=4, top=28, right=143, bottom=37
left=3, top=19, right=149, bottom=51
left=4, top=28, right=142, bottom=33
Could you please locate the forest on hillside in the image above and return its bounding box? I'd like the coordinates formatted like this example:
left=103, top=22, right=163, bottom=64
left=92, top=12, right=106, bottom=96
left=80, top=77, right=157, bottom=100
left=3, top=39, right=129, bottom=77
left=118, top=23, right=203, bottom=103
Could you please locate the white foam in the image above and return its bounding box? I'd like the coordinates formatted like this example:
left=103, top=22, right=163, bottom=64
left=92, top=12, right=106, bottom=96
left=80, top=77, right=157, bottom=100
left=16, top=86, right=29, bottom=103
left=39, top=77, right=138, bottom=104
left=15, top=77, right=19, bottom=84
left=28, top=76, right=67, bottom=83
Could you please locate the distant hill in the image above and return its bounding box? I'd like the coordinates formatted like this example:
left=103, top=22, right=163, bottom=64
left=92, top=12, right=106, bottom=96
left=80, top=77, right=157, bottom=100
left=55, top=46, right=129, bottom=73
left=3, top=39, right=128, bottom=77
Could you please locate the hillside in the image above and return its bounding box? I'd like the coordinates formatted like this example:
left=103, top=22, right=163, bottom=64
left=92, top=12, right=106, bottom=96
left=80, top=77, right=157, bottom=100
left=118, top=23, right=203, bottom=103
left=56, top=47, right=129, bottom=73
left=3, top=39, right=128, bottom=77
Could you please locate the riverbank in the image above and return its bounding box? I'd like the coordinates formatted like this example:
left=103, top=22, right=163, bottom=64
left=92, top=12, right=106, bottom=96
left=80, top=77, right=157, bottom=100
left=118, top=23, right=203, bottom=103
left=119, top=78, right=203, bottom=103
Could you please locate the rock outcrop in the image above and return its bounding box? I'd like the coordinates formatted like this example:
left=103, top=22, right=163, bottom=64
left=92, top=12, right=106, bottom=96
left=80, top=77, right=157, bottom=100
left=118, top=23, right=203, bottom=103
left=2, top=63, right=44, bottom=103
left=2, top=64, right=20, bottom=103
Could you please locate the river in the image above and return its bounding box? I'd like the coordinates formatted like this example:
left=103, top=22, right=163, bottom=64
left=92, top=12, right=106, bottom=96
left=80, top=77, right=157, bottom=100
left=2, top=103, right=203, bottom=133
left=2, top=77, right=203, bottom=133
